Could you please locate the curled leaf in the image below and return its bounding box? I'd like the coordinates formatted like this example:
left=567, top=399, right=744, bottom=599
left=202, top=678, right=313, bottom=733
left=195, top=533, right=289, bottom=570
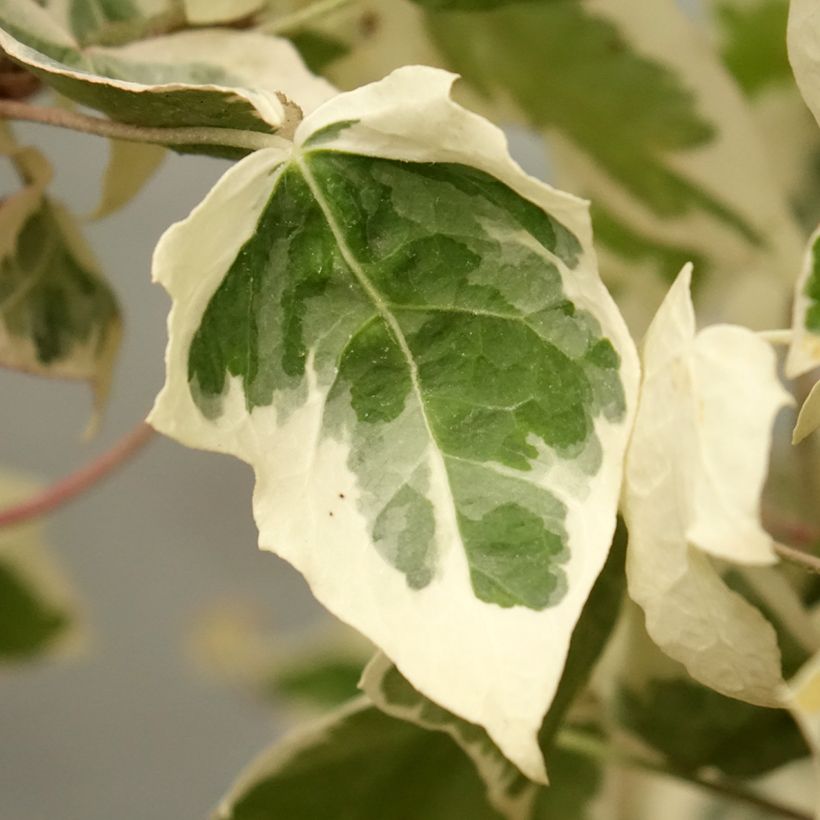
left=623, top=264, right=790, bottom=705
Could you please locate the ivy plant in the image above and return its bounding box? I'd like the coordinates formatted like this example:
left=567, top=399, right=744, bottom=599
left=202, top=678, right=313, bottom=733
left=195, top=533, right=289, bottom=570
left=4, top=0, right=820, bottom=818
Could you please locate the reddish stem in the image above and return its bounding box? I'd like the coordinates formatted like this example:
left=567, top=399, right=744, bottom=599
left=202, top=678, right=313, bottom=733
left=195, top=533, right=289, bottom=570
left=0, top=422, right=155, bottom=528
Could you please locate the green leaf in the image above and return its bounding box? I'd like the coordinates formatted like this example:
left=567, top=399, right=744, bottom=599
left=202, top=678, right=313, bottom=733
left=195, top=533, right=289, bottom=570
left=289, top=30, right=351, bottom=74
left=714, top=0, right=791, bottom=97
left=362, top=654, right=538, bottom=819
left=620, top=675, right=808, bottom=779
left=0, top=128, right=121, bottom=418
left=150, top=66, right=639, bottom=782
left=0, top=473, right=78, bottom=661
left=623, top=265, right=791, bottom=705
left=214, top=697, right=604, bottom=820
left=0, top=557, right=69, bottom=659
left=538, top=517, right=626, bottom=754
left=0, top=0, right=335, bottom=146
left=216, top=699, right=506, bottom=820
left=270, top=656, right=363, bottom=709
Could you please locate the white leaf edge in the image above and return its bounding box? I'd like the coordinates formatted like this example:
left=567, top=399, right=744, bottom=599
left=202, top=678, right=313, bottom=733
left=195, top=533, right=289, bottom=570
left=149, top=65, right=640, bottom=782
left=361, top=652, right=538, bottom=818
left=623, top=264, right=789, bottom=705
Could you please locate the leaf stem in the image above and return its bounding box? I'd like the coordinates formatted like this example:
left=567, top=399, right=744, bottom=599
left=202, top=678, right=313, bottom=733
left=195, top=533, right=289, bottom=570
left=0, top=421, right=155, bottom=529
left=556, top=729, right=811, bottom=820
left=774, top=541, right=820, bottom=575
left=758, top=328, right=793, bottom=346
left=264, top=0, right=357, bottom=34
left=0, top=100, right=286, bottom=152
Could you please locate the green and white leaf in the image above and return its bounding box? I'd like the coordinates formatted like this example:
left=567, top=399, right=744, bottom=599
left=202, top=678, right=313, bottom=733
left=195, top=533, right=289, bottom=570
left=613, top=603, right=810, bottom=778
left=0, top=128, right=121, bottom=417
left=0, top=0, right=336, bottom=142
left=363, top=653, right=537, bottom=819
left=623, top=264, right=790, bottom=705
left=786, top=651, right=820, bottom=819
left=423, top=0, right=803, bottom=331
left=216, top=698, right=508, bottom=820
left=43, top=0, right=173, bottom=45
left=215, top=695, right=606, bottom=820
left=0, top=473, right=80, bottom=662
left=150, top=65, right=639, bottom=782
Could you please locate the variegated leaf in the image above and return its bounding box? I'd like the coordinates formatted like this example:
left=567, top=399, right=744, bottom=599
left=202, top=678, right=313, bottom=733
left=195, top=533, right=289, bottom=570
left=215, top=698, right=507, bottom=820
left=149, top=66, right=639, bottom=781
left=362, top=653, right=537, bottom=819
left=623, top=265, right=791, bottom=705
left=614, top=602, right=810, bottom=779
left=43, top=0, right=173, bottom=45
left=214, top=696, right=605, bottom=820
left=0, top=0, right=336, bottom=146
left=0, top=127, right=120, bottom=417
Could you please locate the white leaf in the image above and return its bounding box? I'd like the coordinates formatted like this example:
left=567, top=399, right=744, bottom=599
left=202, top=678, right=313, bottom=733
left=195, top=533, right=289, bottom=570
left=623, top=264, right=789, bottom=704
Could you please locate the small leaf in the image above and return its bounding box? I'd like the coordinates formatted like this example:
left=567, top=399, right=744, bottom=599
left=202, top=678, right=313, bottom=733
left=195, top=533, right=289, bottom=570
left=150, top=65, right=639, bottom=782
left=87, top=139, right=165, bottom=220
left=623, top=264, right=790, bottom=704
left=0, top=128, right=121, bottom=419
left=0, top=0, right=336, bottom=146
left=0, top=473, right=79, bottom=662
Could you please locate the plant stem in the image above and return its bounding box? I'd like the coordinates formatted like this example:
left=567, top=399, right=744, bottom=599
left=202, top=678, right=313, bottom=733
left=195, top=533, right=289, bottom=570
left=774, top=541, right=820, bottom=574
left=0, top=100, right=287, bottom=153
left=0, top=422, right=155, bottom=529
left=556, top=729, right=811, bottom=820
left=264, top=0, right=357, bottom=34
